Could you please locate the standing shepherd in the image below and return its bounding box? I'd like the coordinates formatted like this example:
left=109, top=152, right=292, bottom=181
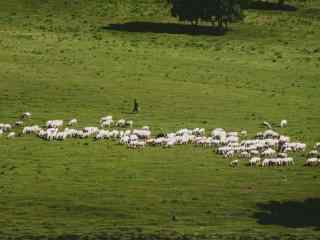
left=132, top=99, right=140, bottom=113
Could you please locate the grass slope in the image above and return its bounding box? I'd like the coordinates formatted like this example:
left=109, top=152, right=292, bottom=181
left=0, top=0, right=320, bottom=239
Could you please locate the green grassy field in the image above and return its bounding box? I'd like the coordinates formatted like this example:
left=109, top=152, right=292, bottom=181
left=0, top=0, right=320, bottom=239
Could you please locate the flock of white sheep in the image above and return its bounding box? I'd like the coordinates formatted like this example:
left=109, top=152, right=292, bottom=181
left=1, top=112, right=320, bottom=167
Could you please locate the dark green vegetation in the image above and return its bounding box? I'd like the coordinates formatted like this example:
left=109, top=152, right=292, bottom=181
left=169, top=0, right=242, bottom=31
left=0, top=0, right=320, bottom=239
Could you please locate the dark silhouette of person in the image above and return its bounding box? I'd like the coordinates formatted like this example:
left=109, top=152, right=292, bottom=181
left=133, top=99, right=139, bottom=113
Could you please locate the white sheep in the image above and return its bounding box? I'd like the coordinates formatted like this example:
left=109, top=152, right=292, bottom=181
left=308, top=150, right=319, bottom=158
left=68, top=119, right=78, bottom=126
left=46, top=120, right=63, bottom=128
left=224, top=150, right=235, bottom=158
left=262, top=148, right=276, bottom=157
left=281, top=157, right=294, bottom=166
left=55, top=132, right=67, bottom=141
left=280, top=120, right=288, bottom=128
left=240, top=130, right=248, bottom=137
left=263, top=130, right=279, bottom=139
left=100, top=116, right=113, bottom=123
left=101, top=119, right=113, bottom=128
left=278, top=153, right=288, bottom=158
left=22, top=112, right=32, bottom=119
left=263, top=121, right=272, bottom=129
left=7, top=132, right=16, bottom=139
left=230, top=160, right=239, bottom=167
left=125, top=120, right=133, bottom=128
left=249, top=157, right=261, bottom=166
left=116, top=119, right=126, bottom=127
left=120, top=136, right=130, bottom=145
left=83, top=127, right=99, bottom=136
left=23, top=125, right=41, bottom=135
left=0, top=123, right=12, bottom=132
left=240, top=151, right=251, bottom=159
left=133, top=129, right=151, bottom=139
left=15, top=121, right=24, bottom=126
left=305, top=158, right=319, bottom=167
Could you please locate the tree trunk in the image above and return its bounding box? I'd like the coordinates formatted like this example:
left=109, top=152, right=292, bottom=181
left=217, top=17, right=224, bottom=33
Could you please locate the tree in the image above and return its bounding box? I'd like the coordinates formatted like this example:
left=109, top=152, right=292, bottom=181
left=168, top=0, right=243, bottom=32
left=278, top=0, right=285, bottom=7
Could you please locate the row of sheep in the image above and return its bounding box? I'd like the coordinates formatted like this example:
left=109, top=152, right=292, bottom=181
left=1, top=113, right=320, bottom=167
left=0, top=114, right=133, bottom=131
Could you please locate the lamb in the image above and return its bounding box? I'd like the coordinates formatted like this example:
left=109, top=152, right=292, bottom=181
left=0, top=129, right=3, bottom=135
left=280, top=120, right=288, bottom=128
left=263, top=121, right=272, bottom=129
left=230, top=160, right=239, bottom=167
left=68, top=119, right=78, bottom=126
left=240, top=130, right=248, bottom=137
left=22, top=112, right=32, bottom=119
left=125, top=120, right=133, bottom=128
left=7, top=132, right=16, bottom=139
left=116, top=119, right=126, bottom=127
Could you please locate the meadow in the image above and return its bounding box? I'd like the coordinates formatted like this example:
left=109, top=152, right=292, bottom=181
left=0, top=0, right=320, bottom=239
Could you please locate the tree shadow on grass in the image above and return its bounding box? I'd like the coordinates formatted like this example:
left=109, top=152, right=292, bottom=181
left=247, top=1, right=297, bottom=11
left=253, top=198, right=320, bottom=230
left=102, top=22, right=225, bottom=36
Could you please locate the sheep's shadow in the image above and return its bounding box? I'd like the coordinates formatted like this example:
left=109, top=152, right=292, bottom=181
left=253, top=198, right=320, bottom=230
left=101, top=22, right=225, bottom=36
left=247, top=1, right=297, bottom=11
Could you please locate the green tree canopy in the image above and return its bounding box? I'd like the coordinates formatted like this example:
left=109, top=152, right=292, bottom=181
left=168, top=0, right=243, bottom=32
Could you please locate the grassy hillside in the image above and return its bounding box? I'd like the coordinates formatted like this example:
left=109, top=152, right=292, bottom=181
left=0, top=0, right=320, bottom=239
